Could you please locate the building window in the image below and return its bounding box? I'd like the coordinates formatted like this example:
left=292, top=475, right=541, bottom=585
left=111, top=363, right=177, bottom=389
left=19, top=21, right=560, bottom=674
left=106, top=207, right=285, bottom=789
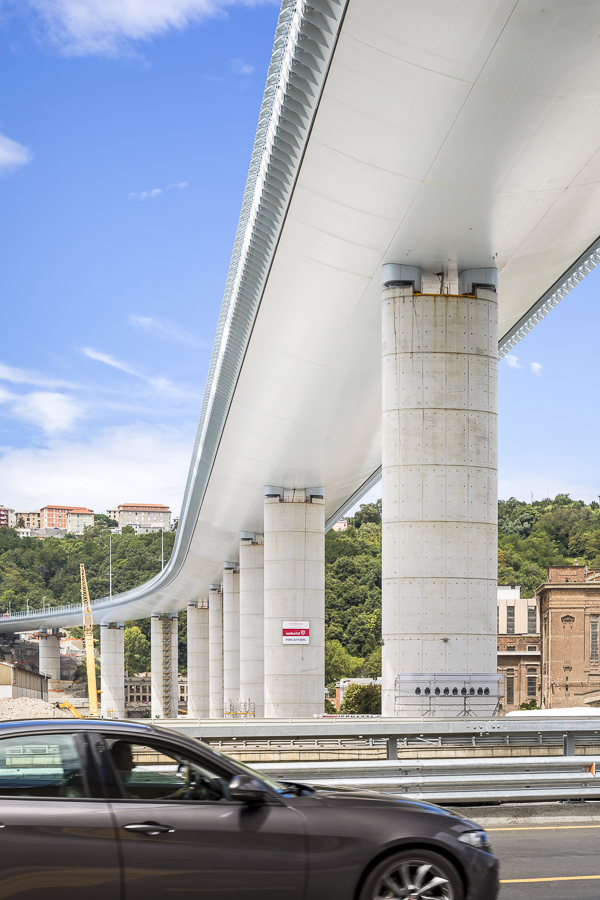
left=507, top=645, right=516, bottom=652
left=527, top=645, right=537, bottom=652
left=591, top=616, right=599, bottom=662
left=507, top=606, right=515, bottom=634
left=528, top=606, right=537, bottom=633
left=527, top=676, right=537, bottom=698
left=506, top=677, right=514, bottom=704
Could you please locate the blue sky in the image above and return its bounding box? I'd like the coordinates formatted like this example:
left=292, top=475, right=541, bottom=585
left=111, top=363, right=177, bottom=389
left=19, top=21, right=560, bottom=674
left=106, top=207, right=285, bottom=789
left=0, top=0, right=598, bottom=517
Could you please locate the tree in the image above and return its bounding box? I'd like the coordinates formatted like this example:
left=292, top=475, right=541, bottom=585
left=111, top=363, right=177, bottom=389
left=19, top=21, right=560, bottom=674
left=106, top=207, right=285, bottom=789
left=340, top=683, right=381, bottom=714
left=16, top=517, right=25, bottom=529
left=124, top=626, right=151, bottom=675
left=325, top=640, right=363, bottom=684
left=353, top=500, right=382, bottom=528
left=324, top=699, right=337, bottom=714
left=94, top=514, right=117, bottom=528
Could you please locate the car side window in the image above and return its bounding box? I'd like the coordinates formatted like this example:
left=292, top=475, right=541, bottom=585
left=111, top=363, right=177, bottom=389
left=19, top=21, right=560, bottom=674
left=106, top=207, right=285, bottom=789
left=106, top=739, right=233, bottom=803
left=0, top=733, right=87, bottom=799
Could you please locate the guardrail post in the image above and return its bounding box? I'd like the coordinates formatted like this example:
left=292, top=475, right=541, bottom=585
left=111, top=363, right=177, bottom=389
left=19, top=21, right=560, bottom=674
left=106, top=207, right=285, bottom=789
left=387, top=737, right=397, bottom=760
left=563, top=732, right=575, bottom=756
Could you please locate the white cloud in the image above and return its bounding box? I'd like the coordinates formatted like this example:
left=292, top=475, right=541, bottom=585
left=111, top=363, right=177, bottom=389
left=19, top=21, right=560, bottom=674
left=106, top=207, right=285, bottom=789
left=505, top=355, right=522, bottom=369
left=21, top=0, right=274, bottom=56
left=128, top=181, right=189, bottom=200
left=231, top=57, right=254, bottom=75
left=10, top=391, right=84, bottom=432
left=0, top=424, right=192, bottom=514
left=0, top=361, right=77, bottom=389
left=82, top=346, right=140, bottom=376
left=129, top=313, right=204, bottom=346
left=530, top=362, right=543, bottom=376
left=128, top=187, right=162, bottom=200
left=0, top=132, right=32, bottom=173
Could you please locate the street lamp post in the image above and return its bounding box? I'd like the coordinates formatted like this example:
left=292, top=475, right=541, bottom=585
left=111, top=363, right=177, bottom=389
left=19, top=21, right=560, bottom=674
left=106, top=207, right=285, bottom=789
left=109, top=533, right=112, bottom=600
left=161, top=528, right=164, bottom=570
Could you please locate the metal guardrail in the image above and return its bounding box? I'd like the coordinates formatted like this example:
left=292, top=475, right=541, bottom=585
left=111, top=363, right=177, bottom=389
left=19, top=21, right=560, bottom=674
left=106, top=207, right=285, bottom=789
left=247, top=756, right=600, bottom=804
left=148, top=716, right=600, bottom=757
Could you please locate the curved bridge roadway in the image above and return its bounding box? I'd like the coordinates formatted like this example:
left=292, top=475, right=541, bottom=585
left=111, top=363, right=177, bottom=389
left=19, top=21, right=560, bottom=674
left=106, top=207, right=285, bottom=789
left=8, top=0, right=600, bottom=630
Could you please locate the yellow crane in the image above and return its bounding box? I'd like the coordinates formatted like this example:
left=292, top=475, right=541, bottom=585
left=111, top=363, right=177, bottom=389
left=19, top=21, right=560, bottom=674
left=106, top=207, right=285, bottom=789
left=54, top=700, right=83, bottom=719
left=80, top=563, right=99, bottom=717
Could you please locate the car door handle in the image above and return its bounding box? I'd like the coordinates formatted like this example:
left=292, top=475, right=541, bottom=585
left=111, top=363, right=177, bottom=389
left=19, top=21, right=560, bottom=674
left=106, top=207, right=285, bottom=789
left=122, top=822, right=175, bottom=835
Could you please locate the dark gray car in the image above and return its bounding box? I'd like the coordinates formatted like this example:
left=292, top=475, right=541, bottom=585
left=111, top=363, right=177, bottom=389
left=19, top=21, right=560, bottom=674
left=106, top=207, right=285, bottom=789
left=0, top=719, right=498, bottom=900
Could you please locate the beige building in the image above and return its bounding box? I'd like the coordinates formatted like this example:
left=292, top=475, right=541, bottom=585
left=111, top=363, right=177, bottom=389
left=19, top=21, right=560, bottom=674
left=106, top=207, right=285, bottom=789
left=537, top=566, right=600, bottom=709
left=0, top=507, right=16, bottom=528
left=108, top=503, right=171, bottom=532
left=15, top=510, right=40, bottom=530
left=497, top=585, right=541, bottom=712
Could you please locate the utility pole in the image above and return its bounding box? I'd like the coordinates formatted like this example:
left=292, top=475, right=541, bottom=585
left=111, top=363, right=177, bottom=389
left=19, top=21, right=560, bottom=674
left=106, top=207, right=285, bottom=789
left=161, top=528, right=164, bottom=570
left=109, top=533, right=112, bottom=601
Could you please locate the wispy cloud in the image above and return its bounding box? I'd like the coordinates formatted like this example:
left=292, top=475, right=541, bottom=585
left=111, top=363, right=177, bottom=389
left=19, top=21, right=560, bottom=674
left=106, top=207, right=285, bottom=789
left=231, top=58, right=254, bottom=75
left=128, top=181, right=189, bottom=200
left=82, top=347, right=138, bottom=377
left=18, top=1, right=275, bottom=57
left=530, top=362, right=543, bottom=376
left=505, top=355, right=522, bottom=369
left=81, top=345, right=196, bottom=399
left=0, top=132, right=32, bottom=173
left=0, top=362, right=77, bottom=389
left=128, top=314, right=205, bottom=347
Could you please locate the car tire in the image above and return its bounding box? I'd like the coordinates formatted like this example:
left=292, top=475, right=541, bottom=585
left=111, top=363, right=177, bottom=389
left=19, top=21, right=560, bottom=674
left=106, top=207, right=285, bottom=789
left=359, top=848, right=464, bottom=900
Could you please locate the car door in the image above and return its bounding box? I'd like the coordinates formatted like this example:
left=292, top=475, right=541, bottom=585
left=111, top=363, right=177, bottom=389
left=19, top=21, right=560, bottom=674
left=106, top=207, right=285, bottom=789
left=101, top=734, right=306, bottom=900
left=0, top=729, right=121, bottom=900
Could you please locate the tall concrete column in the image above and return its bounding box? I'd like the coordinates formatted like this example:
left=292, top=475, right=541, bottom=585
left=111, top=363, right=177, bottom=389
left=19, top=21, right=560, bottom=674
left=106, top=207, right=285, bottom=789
left=208, top=584, right=223, bottom=718
left=381, top=265, right=498, bottom=716
left=222, top=565, right=240, bottom=711
left=151, top=613, right=178, bottom=718
left=187, top=600, right=209, bottom=718
left=38, top=631, right=61, bottom=681
left=263, top=487, right=325, bottom=718
left=100, top=624, right=125, bottom=719
left=239, top=533, right=264, bottom=716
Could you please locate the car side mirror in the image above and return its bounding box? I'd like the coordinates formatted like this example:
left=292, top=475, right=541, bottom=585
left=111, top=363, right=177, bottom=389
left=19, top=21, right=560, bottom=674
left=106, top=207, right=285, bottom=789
left=229, top=773, right=267, bottom=804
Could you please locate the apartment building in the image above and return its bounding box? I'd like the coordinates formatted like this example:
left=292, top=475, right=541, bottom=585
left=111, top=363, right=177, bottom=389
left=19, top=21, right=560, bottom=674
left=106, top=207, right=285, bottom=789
left=108, top=503, right=171, bottom=532
left=0, top=507, right=15, bottom=528
left=497, top=585, right=541, bottom=713
left=40, top=505, right=94, bottom=534
left=15, top=511, right=41, bottom=530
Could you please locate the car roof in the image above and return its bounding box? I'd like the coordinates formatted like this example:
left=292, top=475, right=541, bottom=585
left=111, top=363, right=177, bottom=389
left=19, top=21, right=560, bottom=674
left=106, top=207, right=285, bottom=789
left=0, top=719, right=154, bottom=735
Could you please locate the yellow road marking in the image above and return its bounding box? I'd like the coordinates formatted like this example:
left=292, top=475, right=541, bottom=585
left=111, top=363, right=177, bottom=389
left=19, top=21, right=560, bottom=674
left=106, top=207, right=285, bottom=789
left=500, top=876, right=600, bottom=883
left=488, top=824, right=600, bottom=831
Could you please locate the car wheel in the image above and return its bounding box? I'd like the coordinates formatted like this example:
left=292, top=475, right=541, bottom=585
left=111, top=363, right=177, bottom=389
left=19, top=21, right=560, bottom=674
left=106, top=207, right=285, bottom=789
left=359, top=848, right=463, bottom=900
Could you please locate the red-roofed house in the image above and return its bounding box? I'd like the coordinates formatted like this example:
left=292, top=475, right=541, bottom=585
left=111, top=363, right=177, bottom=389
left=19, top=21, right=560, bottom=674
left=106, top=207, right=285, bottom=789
left=40, top=505, right=94, bottom=534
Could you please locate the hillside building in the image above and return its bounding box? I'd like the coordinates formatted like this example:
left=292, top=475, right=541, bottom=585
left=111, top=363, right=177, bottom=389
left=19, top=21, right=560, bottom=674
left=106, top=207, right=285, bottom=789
left=40, top=505, right=94, bottom=534
left=0, top=507, right=15, bottom=528
left=537, top=566, right=600, bottom=709
left=108, top=503, right=171, bottom=532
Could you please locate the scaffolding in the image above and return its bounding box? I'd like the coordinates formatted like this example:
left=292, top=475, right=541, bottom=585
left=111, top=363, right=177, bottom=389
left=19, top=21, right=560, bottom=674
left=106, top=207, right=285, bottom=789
left=162, top=616, right=175, bottom=718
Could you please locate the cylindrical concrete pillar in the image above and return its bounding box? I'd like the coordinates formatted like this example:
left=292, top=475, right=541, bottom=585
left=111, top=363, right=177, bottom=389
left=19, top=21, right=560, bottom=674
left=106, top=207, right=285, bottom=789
left=239, top=535, right=264, bottom=717
left=100, top=624, right=125, bottom=719
left=187, top=600, right=209, bottom=718
left=222, top=566, right=240, bottom=711
left=381, top=280, right=498, bottom=716
left=264, top=488, right=325, bottom=718
left=151, top=614, right=178, bottom=718
left=38, top=631, right=61, bottom=681
left=208, top=585, right=223, bottom=718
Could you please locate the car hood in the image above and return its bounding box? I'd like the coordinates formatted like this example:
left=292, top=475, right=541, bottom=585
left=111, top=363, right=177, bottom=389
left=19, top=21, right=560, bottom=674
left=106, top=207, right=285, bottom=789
left=308, top=785, right=481, bottom=830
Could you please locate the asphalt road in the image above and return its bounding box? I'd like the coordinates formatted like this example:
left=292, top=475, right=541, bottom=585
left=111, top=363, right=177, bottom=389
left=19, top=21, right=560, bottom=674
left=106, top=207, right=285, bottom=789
left=490, top=824, right=600, bottom=899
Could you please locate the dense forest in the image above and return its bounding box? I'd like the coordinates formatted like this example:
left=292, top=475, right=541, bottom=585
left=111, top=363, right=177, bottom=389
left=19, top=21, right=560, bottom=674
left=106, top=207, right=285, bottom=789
left=1, top=492, right=599, bottom=687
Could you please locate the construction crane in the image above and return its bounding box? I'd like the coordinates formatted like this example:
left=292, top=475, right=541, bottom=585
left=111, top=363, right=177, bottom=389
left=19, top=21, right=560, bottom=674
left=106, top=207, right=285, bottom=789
left=80, top=563, right=99, bottom=717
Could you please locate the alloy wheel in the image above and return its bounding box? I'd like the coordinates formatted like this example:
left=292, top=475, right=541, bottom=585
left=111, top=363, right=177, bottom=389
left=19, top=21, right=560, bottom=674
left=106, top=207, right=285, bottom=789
left=371, top=857, right=454, bottom=900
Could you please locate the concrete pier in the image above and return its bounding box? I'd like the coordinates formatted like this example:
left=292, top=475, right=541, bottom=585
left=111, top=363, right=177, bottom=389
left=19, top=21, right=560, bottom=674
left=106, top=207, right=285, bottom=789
left=239, top=534, right=264, bottom=716
left=208, top=584, right=223, bottom=718
left=222, top=565, right=240, bottom=711
left=38, top=630, right=61, bottom=681
left=187, top=600, right=209, bottom=718
left=263, top=487, right=325, bottom=718
left=100, top=624, right=125, bottom=718
left=381, top=266, right=498, bottom=716
left=151, top=613, right=178, bottom=718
